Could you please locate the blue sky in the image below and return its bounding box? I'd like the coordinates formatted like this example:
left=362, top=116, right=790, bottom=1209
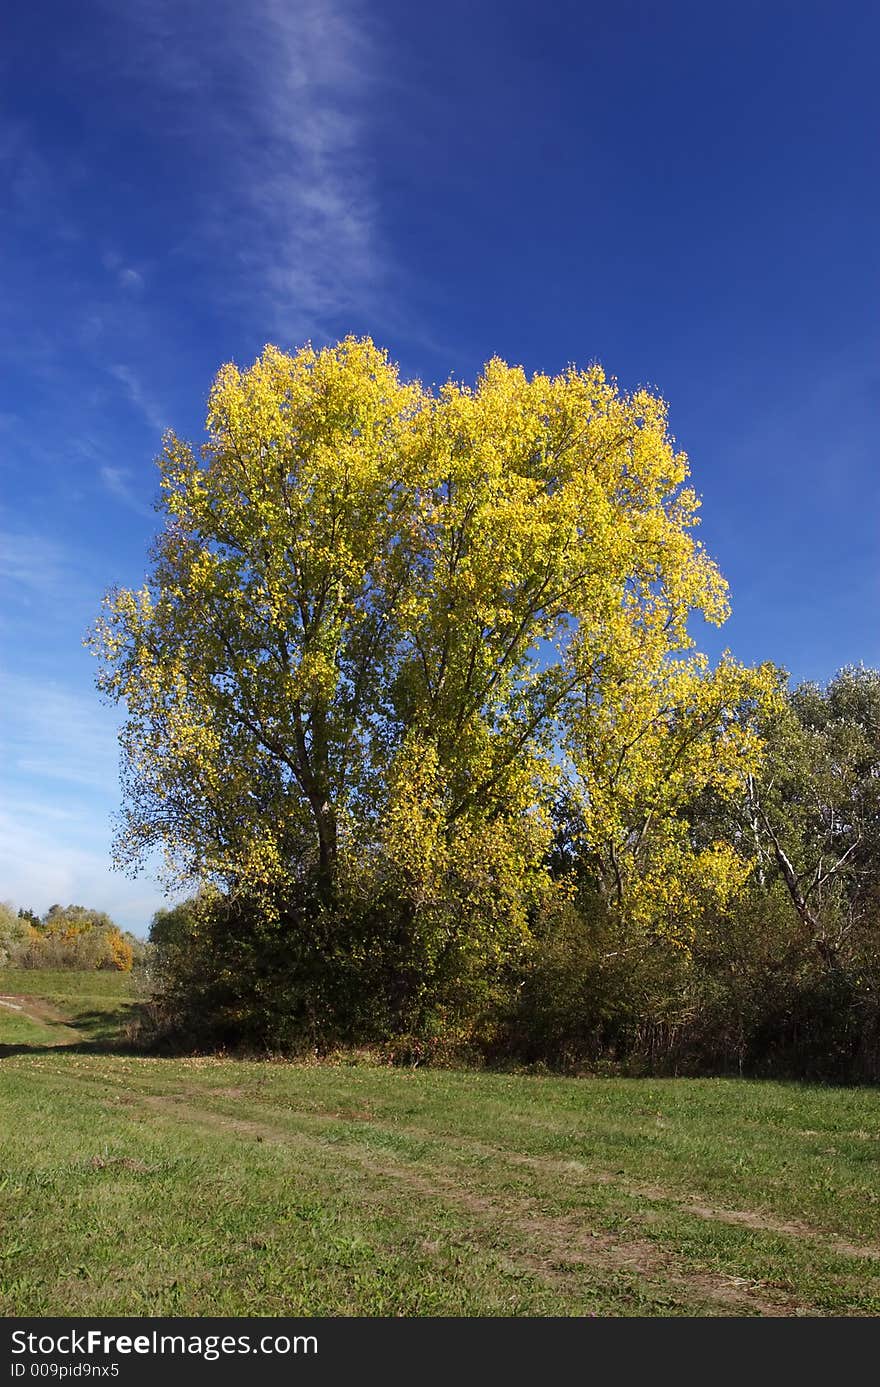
left=1, top=0, right=878, bottom=934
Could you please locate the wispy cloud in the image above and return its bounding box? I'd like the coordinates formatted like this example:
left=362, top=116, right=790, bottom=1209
left=0, top=674, right=174, bottom=933
left=0, top=803, right=168, bottom=934
left=99, top=465, right=154, bottom=518
left=0, top=120, right=84, bottom=239
left=0, top=667, right=174, bottom=934
left=0, top=527, right=95, bottom=602
left=117, top=266, right=144, bottom=292
left=0, top=525, right=108, bottom=662
left=0, top=530, right=65, bottom=592
left=109, top=364, right=167, bottom=434
left=0, top=673, right=120, bottom=792
left=101, top=250, right=145, bottom=294
left=109, top=0, right=380, bottom=338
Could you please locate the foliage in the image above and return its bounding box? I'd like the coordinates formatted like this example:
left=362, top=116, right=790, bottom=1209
left=0, top=902, right=30, bottom=966
left=91, top=336, right=775, bottom=1044
left=508, top=664, right=880, bottom=1079
left=2, top=902, right=142, bottom=972
left=745, top=665, right=880, bottom=964
left=562, top=650, right=780, bottom=944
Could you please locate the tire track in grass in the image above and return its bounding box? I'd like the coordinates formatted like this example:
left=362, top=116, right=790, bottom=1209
left=136, top=1090, right=805, bottom=1317
left=187, top=1085, right=880, bottom=1266
left=16, top=1059, right=876, bottom=1306
left=16, top=1058, right=880, bottom=1264
left=481, top=1149, right=880, bottom=1263
left=0, top=995, right=81, bottom=1044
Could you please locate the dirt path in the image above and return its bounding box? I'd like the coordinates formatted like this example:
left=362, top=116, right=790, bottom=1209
left=18, top=1055, right=876, bottom=1314
left=28, top=1058, right=880, bottom=1272
left=188, top=1088, right=880, bottom=1264
left=136, top=1088, right=809, bottom=1317
left=0, top=993, right=81, bottom=1043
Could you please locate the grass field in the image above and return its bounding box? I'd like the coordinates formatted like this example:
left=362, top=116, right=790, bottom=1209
left=1, top=971, right=879, bottom=1317
left=0, top=969, right=140, bottom=1047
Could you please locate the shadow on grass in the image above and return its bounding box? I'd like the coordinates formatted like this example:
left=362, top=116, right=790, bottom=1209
left=0, top=1003, right=156, bottom=1059
left=3, top=1004, right=878, bottom=1085
left=70, top=1005, right=142, bottom=1045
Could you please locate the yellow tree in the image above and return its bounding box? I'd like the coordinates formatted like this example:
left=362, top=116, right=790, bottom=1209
left=89, top=337, right=769, bottom=1003
left=564, top=644, right=779, bottom=945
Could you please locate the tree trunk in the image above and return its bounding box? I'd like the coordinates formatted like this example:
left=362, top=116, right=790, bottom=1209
left=313, top=797, right=338, bottom=902
left=767, top=835, right=838, bottom=967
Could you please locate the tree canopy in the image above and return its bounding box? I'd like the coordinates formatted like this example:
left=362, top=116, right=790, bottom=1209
left=0, top=902, right=138, bottom=971
left=90, top=337, right=778, bottom=1038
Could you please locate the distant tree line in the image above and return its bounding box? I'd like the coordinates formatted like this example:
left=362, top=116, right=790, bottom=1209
left=0, top=902, right=145, bottom=972
left=86, top=338, right=880, bottom=1077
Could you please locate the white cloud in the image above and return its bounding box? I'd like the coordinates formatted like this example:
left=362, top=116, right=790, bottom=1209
left=109, top=364, right=167, bottom=434
left=118, top=266, right=144, bottom=293
left=0, top=531, right=64, bottom=592
left=0, top=676, right=172, bottom=934
left=99, top=465, right=153, bottom=518
left=0, top=805, right=167, bottom=936
left=100, top=250, right=145, bottom=294
left=0, top=526, right=107, bottom=644
left=0, top=673, right=120, bottom=792
left=0, top=528, right=95, bottom=602
left=110, top=0, right=380, bottom=338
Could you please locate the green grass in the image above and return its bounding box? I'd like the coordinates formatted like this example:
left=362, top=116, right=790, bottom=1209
left=1, top=970, right=879, bottom=1317
left=0, top=1007, right=60, bottom=1047
left=0, top=968, right=139, bottom=1046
